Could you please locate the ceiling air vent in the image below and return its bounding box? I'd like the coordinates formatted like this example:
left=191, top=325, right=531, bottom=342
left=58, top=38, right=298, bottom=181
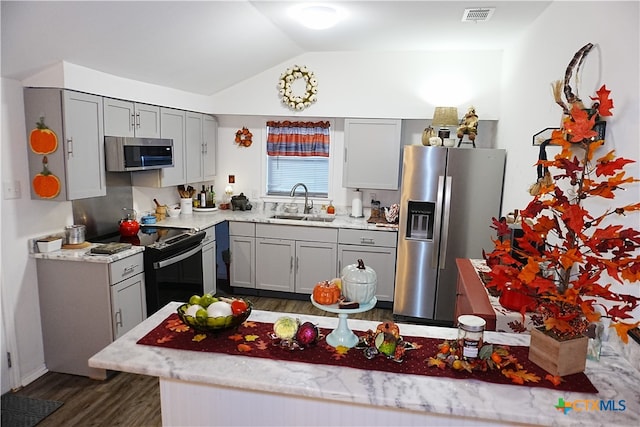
left=461, top=7, right=495, bottom=22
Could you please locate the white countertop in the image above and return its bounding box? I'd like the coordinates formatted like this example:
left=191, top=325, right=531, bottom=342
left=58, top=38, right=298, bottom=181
left=30, top=243, right=144, bottom=263
left=157, top=208, right=397, bottom=232
left=30, top=210, right=395, bottom=262
left=89, top=302, right=640, bottom=427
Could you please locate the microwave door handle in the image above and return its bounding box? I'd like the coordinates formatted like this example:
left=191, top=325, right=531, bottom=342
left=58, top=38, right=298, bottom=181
left=152, top=243, right=203, bottom=269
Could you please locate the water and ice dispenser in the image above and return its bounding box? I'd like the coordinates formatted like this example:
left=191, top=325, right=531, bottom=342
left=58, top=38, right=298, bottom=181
left=405, top=201, right=435, bottom=240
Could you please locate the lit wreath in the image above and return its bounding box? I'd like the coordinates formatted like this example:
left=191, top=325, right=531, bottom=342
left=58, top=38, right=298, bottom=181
left=277, top=65, right=318, bottom=111
left=235, top=127, right=252, bottom=147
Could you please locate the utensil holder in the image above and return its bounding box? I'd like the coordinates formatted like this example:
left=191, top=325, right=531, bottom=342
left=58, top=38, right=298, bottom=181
left=180, top=198, right=193, bottom=214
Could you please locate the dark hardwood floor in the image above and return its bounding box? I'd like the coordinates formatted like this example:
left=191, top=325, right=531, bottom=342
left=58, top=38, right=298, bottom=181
left=8, top=294, right=393, bottom=426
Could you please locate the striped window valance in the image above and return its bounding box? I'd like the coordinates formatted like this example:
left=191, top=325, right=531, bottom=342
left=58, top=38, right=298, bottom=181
left=266, top=120, right=330, bottom=157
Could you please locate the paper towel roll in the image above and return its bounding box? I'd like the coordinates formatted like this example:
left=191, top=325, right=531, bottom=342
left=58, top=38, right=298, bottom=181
left=351, top=190, right=363, bottom=218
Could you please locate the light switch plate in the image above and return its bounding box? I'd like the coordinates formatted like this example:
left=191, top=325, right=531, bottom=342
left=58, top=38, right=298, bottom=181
left=3, top=180, right=21, bottom=200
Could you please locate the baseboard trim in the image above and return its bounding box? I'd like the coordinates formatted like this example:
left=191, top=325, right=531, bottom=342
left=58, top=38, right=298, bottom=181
left=20, top=366, right=48, bottom=389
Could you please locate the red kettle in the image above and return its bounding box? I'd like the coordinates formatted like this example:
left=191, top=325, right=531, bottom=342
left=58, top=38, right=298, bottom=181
left=119, top=208, right=140, bottom=237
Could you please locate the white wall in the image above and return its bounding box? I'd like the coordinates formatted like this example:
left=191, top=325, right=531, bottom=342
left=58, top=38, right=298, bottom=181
left=210, top=50, right=503, bottom=119
left=498, top=1, right=639, bottom=214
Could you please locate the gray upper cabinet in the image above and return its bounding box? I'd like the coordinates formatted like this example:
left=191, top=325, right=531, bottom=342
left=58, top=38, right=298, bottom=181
left=132, top=107, right=187, bottom=188
left=343, top=118, right=402, bottom=190
left=24, top=88, right=106, bottom=200
left=186, top=112, right=217, bottom=183
left=103, top=98, right=160, bottom=138
left=202, top=114, right=217, bottom=180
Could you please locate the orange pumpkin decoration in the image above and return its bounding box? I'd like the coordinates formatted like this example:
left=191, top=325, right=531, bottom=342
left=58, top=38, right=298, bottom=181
left=312, top=280, right=341, bottom=305
left=30, top=117, right=58, bottom=155
left=33, top=156, right=61, bottom=199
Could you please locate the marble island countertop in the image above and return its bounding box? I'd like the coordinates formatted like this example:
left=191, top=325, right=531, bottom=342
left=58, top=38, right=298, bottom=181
left=89, top=302, right=640, bottom=427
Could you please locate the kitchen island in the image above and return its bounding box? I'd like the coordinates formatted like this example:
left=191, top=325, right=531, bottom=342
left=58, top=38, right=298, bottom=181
left=89, top=302, right=640, bottom=426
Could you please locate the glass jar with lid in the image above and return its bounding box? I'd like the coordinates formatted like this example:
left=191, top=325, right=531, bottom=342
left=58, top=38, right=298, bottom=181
left=457, top=315, right=486, bottom=360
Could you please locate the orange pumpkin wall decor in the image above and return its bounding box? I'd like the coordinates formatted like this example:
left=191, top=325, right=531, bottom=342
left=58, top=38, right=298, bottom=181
left=33, top=156, right=61, bottom=199
left=30, top=116, right=58, bottom=155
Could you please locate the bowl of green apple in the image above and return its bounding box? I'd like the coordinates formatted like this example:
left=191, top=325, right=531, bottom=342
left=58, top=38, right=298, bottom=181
left=177, top=294, right=252, bottom=333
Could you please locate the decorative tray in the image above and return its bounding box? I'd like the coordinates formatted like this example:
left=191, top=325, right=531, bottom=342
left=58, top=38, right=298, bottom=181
left=193, top=207, right=218, bottom=212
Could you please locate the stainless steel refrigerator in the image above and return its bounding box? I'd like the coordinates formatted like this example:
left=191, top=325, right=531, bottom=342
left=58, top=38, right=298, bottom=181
left=393, top=145, right=506, bottom=323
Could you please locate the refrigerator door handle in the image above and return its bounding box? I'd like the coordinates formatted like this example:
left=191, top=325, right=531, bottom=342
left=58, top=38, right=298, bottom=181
left=432, top=175, right=445, bottom=269
left=439, top=175, right=453, bottom=269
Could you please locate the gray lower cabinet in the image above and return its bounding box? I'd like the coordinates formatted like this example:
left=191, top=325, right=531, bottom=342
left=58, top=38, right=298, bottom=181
left=229, top=222, right=256, bottom=289
left=255, top=224, right=337, bottom=294
left=36, top=252, right=146, bottom=379
left=202, top=226, right=216, bottom=295
left=338, top=229, right=398, bottom=302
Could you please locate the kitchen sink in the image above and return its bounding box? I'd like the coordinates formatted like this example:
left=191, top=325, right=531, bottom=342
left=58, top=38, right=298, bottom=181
left=269, top=214, right=335, bottom=223
left=270, top=214, right=306, bottom=221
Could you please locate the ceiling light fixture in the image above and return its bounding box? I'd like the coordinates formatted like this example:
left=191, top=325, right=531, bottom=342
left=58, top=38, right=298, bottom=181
left=288, top=3, right=347, bottom=30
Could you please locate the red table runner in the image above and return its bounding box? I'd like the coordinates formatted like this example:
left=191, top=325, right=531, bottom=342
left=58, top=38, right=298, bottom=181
left=137, top=314, right=597, bottom=393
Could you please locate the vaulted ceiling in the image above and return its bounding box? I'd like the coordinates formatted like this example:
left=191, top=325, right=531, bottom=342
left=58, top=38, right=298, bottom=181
left=1, top=1, right=551, bottom=96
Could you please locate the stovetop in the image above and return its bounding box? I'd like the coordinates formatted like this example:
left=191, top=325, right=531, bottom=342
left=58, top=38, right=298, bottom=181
left=92, top=226, right=205, bottom=251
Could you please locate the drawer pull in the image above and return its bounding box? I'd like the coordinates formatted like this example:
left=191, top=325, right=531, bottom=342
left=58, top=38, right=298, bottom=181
left=123, top=264, right=138, bottom=275
left=360, top=237, right=375, bottom=244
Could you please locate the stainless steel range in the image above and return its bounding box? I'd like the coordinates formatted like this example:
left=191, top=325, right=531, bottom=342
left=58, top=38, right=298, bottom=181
left=95, top=226, right=206, bottom=315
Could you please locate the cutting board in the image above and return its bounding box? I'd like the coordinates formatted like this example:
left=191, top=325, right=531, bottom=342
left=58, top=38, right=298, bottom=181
left=62, top=242, right=91, bottom=249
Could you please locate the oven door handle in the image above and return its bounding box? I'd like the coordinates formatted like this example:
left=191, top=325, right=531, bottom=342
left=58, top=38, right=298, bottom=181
left=152, top=243, right=203, bottom=270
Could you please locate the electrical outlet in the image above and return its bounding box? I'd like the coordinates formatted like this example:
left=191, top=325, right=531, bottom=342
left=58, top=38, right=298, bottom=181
left=3, top=180, right=21, bottom=200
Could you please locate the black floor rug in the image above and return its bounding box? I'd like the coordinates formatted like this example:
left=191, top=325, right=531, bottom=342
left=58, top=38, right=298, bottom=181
left=1, top=394, right=63, bottom=427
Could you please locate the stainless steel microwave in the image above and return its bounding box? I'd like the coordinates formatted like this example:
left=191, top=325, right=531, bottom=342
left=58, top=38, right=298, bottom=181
left=105, top=136, right=174, bottom=172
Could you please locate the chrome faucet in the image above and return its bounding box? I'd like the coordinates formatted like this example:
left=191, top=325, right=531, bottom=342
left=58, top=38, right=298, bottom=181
left=290, top=183, right=313, bottom=214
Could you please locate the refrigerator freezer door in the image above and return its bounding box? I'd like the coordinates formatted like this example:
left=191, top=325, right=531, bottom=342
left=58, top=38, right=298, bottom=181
left=393, top=146, right=447, bottom=320
left=433, top=148, right=506, bottom=321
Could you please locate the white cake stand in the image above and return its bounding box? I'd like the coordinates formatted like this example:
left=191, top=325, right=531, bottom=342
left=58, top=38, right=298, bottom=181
left=311, top=296, right=377, bottom=348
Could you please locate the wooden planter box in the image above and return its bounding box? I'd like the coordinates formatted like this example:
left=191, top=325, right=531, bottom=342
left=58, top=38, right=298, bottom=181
left=528, top=327, right=588, bottom=376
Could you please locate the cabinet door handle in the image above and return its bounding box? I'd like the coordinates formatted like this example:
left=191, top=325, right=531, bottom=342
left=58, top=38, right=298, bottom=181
left=360, top=237, right=375, bottom=245
left=290, top=256, right=294, bottom=273
left=123, top=264, right=138, bottom=276
left=295, top=256, right=299, bottom=274
left=67, top=138, right=73, bottom=157
left=130, top=113, right=136, bottom=129
left=115, top=309, right=123, bottom=328
left=135, top=112, right=141, bottom=128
